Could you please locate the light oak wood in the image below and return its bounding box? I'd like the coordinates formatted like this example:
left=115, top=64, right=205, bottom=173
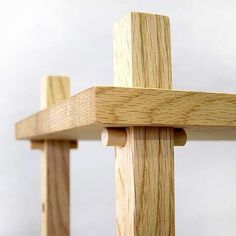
left=41, top=76, right=71, bottom=236
left=42, top=140, right=70, bottom=236
left=101, top=128, right=127, bottom=147
left=101, top=128, right=187, bottom=147
left=15, top=86, right=236, bottom=141
left=41, top=75, right=70, bottom=109
left=114, top=12, right=174, bottom=235
left=13, top=10, right=236, bottom=236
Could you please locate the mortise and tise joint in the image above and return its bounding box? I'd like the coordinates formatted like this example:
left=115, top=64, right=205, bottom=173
left=101, top=127, right=187, bottom=147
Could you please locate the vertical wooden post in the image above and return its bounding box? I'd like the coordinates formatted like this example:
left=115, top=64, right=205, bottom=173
left=114, top=12, right=175, bottom=235
left=41, top=76, right=71, bottom=236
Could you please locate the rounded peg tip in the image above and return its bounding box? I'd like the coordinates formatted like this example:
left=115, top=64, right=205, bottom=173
left=174, top=128, right=187, bottom=146
left=101, top=128, right=127, bottom=147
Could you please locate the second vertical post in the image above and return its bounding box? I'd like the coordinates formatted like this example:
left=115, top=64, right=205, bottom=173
left=114, top=12, right=175, bottom=236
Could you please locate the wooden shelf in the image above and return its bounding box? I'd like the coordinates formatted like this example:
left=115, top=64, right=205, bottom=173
left=15, top=86, right=236, bottom=141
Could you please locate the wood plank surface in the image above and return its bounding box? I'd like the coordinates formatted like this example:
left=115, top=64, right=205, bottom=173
left=41, top=76, right=71, bottom=236
left=15, top=86, right=236, bottom=141
left=114, top=12, right=175, bottom=235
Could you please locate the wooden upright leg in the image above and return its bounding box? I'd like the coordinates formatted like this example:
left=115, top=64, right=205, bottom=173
left=114, top=13, right=175, bottom=235
left=41, top=140, right=70, bottom=236
left=40, top=76, right=72, bottom=236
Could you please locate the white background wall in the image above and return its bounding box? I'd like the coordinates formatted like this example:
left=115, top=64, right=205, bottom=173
left=0, top=0, right=236, bottom=235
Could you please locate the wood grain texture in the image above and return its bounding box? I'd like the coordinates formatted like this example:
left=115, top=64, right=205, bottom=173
left=41, top=76, right=71, bottom=236
left=114, top=12, right=175, bottom=235
left=95, top=87, right=236, bottom=128
left=115, top=128, right=174, bottom=235
left=15, top=86, right=236, bottom=141
left=42, top=140, right=70, bottom=236
left=41, top=75, right=70, bottom=109
left=16, top=86, right=96, bottom=140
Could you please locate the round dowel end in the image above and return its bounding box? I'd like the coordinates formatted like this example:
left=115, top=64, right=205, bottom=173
left=101, top=128, right=127, bottom=147
left=174, top=128, right=187, bottom=146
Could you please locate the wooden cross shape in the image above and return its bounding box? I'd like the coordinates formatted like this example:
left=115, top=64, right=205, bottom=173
left=15, top=12, right=236, bottom=236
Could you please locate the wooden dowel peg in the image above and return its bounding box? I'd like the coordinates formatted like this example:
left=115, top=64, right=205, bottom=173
left=31, top=140, right=78, bottom=150
left=174, top=128, right=187, bottom=146
left=101, top=128, right=187, bottom=147
left=101, top=128, right=127, bottom=147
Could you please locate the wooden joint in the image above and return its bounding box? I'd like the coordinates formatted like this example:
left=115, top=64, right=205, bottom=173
left=101, top=128, right=187, bottom=147
left=31, top=140, right=78, bottom=150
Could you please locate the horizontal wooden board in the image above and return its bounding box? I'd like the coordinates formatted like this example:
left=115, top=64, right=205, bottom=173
left=15, top=86, right=236, bottom=141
